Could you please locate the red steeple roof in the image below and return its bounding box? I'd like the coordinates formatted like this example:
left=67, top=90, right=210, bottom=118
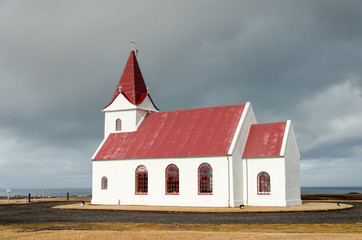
left=105, top=50, right=148, bottom=108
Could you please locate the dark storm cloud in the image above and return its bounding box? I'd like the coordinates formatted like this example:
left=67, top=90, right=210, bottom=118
left=0, top=0, right=361, bottom=188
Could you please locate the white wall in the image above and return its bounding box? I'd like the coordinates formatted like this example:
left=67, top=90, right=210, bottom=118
left=92, top=156, right=230, bottom=207
left=104, top=109, right=148, bottom=137
left=284, top=123, right=302, bottom=206
left=228, top=102, right=257, bottom=207
left=246, top=157, right=287, bottom=206
left=103, top=94, right=158, bottom=137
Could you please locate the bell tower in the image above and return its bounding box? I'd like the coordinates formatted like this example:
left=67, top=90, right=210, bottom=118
left=103, top=50, right=158, bottom=137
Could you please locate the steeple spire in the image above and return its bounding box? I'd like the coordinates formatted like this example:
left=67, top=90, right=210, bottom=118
left=105, top=50, right=148, bottom=107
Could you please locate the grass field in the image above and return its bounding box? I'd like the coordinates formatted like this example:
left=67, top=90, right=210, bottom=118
left=0, top=222, right=361, bottom=239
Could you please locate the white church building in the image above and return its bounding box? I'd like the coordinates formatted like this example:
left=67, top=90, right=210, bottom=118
left=91, top=50, right=302, bottom=207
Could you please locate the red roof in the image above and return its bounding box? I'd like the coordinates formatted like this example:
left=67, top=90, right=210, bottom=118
left=105, top=50, right=148, bottom=108
left=242, top=122, right=286, bottom=158
left=94, top=104, right=245, bottom=160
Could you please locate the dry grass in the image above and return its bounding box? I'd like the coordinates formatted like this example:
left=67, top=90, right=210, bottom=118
left=53, top=201, right=353, bottom=213
left=0, top=222, right=361, bottom=240
left=1, top=230, right=362, bottom=240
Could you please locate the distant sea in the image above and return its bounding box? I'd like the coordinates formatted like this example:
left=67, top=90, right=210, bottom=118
left=1, top=187, right=361, bottom=197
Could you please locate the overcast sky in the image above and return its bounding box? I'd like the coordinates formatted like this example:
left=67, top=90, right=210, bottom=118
left=1, top=0, right=361, bottom=189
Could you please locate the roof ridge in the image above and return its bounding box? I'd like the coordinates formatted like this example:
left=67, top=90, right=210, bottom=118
left=149, top=104, right=245, bottom=115
left=251, top=121, right=287, bottom=126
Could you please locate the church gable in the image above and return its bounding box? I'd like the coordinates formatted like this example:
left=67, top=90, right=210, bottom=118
left=93, top=104, right=245, bottom=160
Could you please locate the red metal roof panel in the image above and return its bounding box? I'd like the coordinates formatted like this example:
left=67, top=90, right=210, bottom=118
left=242, top=122, right=286, bottom=158
left=94, top=104, right=245, bottom=160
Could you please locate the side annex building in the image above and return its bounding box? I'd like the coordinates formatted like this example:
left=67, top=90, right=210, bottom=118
left=91, top=50, right=302, bottom=207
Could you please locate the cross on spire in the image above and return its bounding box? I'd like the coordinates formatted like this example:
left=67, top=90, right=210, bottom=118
left=131, top=40, right=135, bottom=51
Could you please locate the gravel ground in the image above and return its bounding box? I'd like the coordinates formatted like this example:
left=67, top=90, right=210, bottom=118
left=0, top=201, right=361, bottom=225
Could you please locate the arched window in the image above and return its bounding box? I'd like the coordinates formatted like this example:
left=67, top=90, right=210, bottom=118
left=135, top=165, right=148, bottom=194
left=101, top=176, right=108, bottom=190
left=198, top=163, right=213, bottom=194
left=116, top=118, right=122, bottom=131
left=165, top=164, right=179, bottom=194
left=257, top=171, right=270, bottom=195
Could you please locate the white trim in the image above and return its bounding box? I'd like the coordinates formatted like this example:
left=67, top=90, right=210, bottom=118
left=228, top=102, right=250, bottom=155
left=103, top=94, right=158, bottom=113
left=289, top=122, right=301, bottom=160
left=243, top=158, right=248, bottom=205
left=93, top=154, right=231, bottom=161
left=103, top=106, right=158, bottom=113
left=103, top=108, right=137, bottom=113
left=279, top=120, right=291, bottom=157
left=91, top=136, right=109, bottom=160
left=227, top=156, right=231, bottom=207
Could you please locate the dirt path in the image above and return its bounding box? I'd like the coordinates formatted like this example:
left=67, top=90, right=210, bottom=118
left=0, top=201, right=361, bottom=224
left=53, top=201, right=353, bottom=212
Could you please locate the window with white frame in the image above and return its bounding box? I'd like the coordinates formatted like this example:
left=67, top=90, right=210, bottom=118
left=101, top=176, right=108, bottom=190
left=165, top=164, right=179, bottom=194
left=257, top=171, right=270, bottom=195
left=116, top=118, right=122, bottom=131
left=135, top=165, right=148, bottom=194
left=198, top=163, right=213, bottom=194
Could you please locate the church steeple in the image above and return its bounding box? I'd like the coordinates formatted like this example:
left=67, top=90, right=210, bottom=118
left=105, top=50, right=148, bottom=108
left=102, top=49, right=158, bottom=137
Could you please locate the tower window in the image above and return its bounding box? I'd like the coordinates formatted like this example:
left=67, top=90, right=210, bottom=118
left=116, top=119, right=122, bottom=131
left=198, top=163, right=213, bottom=194
left=257, top=171, right=271, bottom=195
left=101, top=176, right=108, bottom=190
left=165, top=164, right=179, bottom=195
left=135, top=165, right=148, bottom=195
